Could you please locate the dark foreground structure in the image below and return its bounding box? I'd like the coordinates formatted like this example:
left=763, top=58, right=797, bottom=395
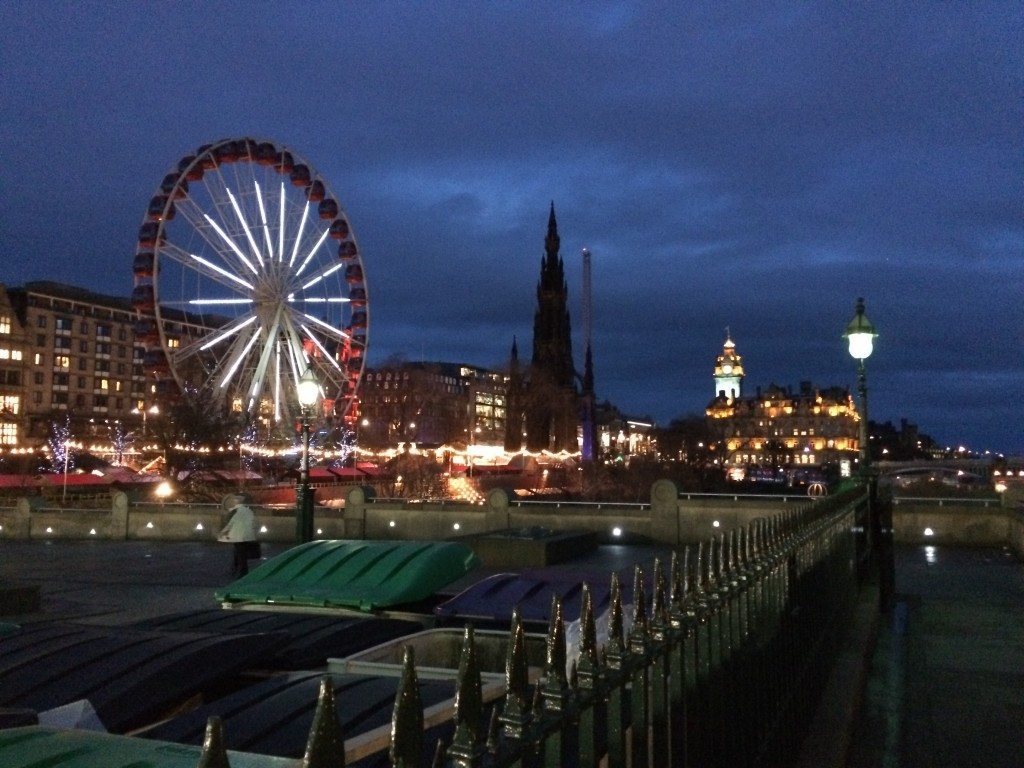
left=1, top=484, right=1021, bottom=767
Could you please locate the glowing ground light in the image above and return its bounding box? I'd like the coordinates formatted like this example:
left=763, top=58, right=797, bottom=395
left=195, top=523, right=204, bottom=531
left=46, top=527, right=53, bottom=534
left=260, top=525, right=268, bottom=533
left=712, top=520, right=721, bottom=528
left=612, top=527, right=623, bottom=537
left=316, top=528, right=323, bottom=535
left=89, top=529, right=97, bottom=536
left=453, top=523, right=461, bottom=531
left=924, top=527, right=934, bottom=536
left=146, top=521, right=154, bottom=529
left=389, top=520, right=396, bottom=528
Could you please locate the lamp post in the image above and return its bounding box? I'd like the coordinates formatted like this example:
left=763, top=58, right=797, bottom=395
left=296, top=368, right=319, bottom=544
left=844, top=297, right=877, bottom=475
left=843, top=297, right=892, bottom=610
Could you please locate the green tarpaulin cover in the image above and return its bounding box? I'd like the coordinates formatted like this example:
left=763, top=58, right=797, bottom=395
left=215, top=539, right=480, bottom=611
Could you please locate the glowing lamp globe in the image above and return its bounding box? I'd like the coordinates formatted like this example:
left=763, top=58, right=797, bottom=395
left=844, top=298, right=877, bottom=361
left=297, top=369, right=320, bottom=409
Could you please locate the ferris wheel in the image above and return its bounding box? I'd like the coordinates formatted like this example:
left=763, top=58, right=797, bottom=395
left=131, top=138, right=368, bottom=433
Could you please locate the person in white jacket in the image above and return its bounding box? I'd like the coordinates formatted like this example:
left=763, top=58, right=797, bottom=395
left=217, top=495, right=257, bottom=577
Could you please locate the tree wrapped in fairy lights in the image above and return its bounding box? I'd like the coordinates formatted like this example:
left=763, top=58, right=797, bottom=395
left=46, top=417, right=74, bottom=474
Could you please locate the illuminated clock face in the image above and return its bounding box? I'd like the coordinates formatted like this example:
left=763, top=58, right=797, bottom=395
left=722, top=364, right=733, bottom=374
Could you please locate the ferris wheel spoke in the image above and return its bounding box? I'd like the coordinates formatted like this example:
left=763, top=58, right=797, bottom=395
left=299, top=312, right=351, bottom=345
left=287, top=201, right=311, bottom=267
left=277, top=182, right=286, bottom=263
left=219, top=325, right=263, bottom=390
left=202, top=210, right=260, bottom=276
left=254, top=181, right=275, bottom=261
left=296, top=260, right=344, bottom=292
left=171, top=314, right=258, bottom=367
left=161, top=241, right=255, bottom=292
left=289, top=296, right=350, bottom=304
left=315, top=359, right=349, bottom=398
left=299, top=323, right=343, bottom=373
left=294, top=227, right=333, bottom=279
left=241, top=312, right=282, bottom=410
left=172, top=197, right=248, bottom=273
left=280, top=314, right=312, bottom=384
left=225, top=187, right=265, bottom=269
left=273, top=340, right=281, bottom=422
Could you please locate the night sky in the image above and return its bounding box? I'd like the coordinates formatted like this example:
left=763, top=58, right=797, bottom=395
left=1, top=3, right=1020, bottom=453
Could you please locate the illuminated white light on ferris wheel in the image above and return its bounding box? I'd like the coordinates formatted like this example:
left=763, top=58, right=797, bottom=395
left=254, top=181, right=274, bottom=260
left=296, top=228, right=333, bottom=278
left=203, top=213, right=259, bottom=275
left=278, top=182, right=286, bottom=262
left=288, top=202, right=311, bottom=267
left=219, top=327, right=263, bottom=388
left=188, top=298, right=254, bottom=305
left=301, top=261, right=344, bottom=291
left=299, top=324, right=344, bottom=371
left=303, top=312, right=351, bottom=340
left=200, top=314, right=259, bottom=351
left=274, top=342, right=282, bottom=421
left=298, top=297, right=350, bottom=303
left=189, top=253, right=255, bottom=290
left=226, top=188, right=264, bottom=267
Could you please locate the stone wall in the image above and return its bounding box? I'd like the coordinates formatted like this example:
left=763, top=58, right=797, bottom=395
left=4, top=487, right=1018, bottom=553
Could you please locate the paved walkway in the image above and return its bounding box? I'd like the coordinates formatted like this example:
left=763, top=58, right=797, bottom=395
left=0, top=538, right=674, bottom=626
left=4, top=539, right=1021, bottom=768
left=848, top=544, right=1024, bottom=768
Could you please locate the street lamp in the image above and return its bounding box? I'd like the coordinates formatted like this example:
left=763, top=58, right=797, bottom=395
left=844, top=297, right=878, bottom=474
left=844, top=297, right=892, bottom=610
left=296, top=367, right=319, bottom=543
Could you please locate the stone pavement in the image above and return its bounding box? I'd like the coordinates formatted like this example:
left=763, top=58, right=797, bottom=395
left=0, top=538, right=675, bottom=627
left=847, top=545, right=1024, bottom=768
left=0, top=539, right=282, bottom=626
left=3, top=538, right=1021, bottom=767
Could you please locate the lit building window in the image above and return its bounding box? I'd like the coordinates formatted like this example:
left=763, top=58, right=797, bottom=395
left=0, top=317, right=9, bottom=335
left=0, top=395, right=19, bottom=414
left=0, top=422, right=16, bottom=445
left=55, top=355, right=70, bottom=369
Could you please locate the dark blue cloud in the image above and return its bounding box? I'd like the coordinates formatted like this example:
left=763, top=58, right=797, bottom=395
left=0, top=1, right=1020, bottom=452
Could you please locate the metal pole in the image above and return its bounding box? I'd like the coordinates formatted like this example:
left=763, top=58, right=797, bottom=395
left=857, top=359, right=869, bottom=474
left=296, top=409, right=314, bottom=543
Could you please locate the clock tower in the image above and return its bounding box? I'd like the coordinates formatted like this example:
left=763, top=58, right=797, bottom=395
left=713, top=330, right=744, bottom=400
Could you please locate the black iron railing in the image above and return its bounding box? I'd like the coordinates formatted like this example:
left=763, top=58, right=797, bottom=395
left=193, top=486, right=873, bottom=768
